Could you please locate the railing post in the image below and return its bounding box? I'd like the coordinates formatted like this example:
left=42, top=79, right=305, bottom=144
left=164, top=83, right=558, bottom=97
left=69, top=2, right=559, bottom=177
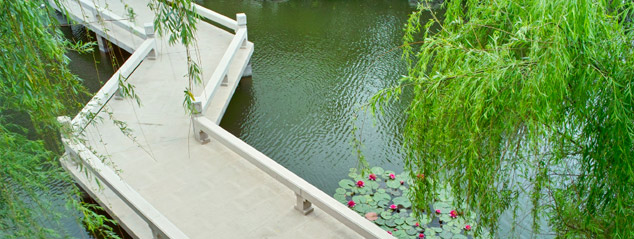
left=191, top=101, right=210, bottom=143
left=144, top=23, right=157, bottom=60
left=236, top=13, right=247, bottom=49
left=57, top=116, right=73, bottom=152
left=92, top=9, right=110, bottom=53
left=295, top=193, right=314, bottom=215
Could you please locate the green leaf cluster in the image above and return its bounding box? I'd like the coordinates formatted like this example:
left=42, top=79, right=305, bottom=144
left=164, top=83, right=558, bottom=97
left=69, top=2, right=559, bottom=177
left=373, top=0, right=634, bottom=237
left=0, top=0, right=118, bottom=237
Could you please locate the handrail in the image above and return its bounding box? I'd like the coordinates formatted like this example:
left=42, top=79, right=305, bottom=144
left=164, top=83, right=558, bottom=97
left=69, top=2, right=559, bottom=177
left=52, top=0, right=147, bottom=39
left=96, top=7, right=147, bottom=39
left=193, top=117, right=395, bottom=239
left=196, top=28, right=247, bottom=111
left=71, top=38, right=155, bottom=132
left=193, top=4, right=239, bottom=31
left=59, top=117, right=189, bottom=239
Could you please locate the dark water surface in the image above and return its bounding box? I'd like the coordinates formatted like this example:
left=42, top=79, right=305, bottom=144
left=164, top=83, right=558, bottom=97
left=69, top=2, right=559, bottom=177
left=207, top=0, right=415, bottom=195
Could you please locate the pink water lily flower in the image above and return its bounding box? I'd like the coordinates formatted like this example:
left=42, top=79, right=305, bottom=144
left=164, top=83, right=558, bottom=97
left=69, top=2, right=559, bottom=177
left=435, top=209, right=441, bottom=214
left=465, top=225, right=472, bottom=231
left=419, top=233, right=425, bottom=238
left=389, top=173, right=396, bottom=180
left=387, top=231, right=392, bottom=235
left=450, top=210, right=458, bottom=218
left=356, top=180, right=365, bottom=188
left=400, top=180, right=404, bottom=185
left=415, top=222, right=420, bottom=227
left=390, top=204, right=397, bottom=210
left=347, top=200, right=356, bottom=208
left=368, top=173, right=377, bottom=181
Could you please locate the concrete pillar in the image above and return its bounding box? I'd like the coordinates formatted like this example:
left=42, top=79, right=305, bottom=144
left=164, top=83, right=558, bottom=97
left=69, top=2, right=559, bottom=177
left=242, top=60, right=252, bottom=78
left=295, top=193, right=314, bottom=215
left=236, top=13, right=248, bottom=49
left=191, top=101, right=209, bottom=143
left=96, top=35, right=110, bottom=53
left=144, top=22, right=157, bottom=60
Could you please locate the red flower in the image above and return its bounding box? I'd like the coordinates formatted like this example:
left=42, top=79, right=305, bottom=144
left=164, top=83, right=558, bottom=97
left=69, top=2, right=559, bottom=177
left=450, top=210, right=458, bottom=218
left=465, top=225, right=472, bottom=231
left=400, top=180, right=404, bottom=185
left=415, top=222, right=420, bottom=227
left=435, top=209, right=441, bottom=214
left=419, top=233, right=425, bottom=238
left=389, top=173, right=396, bottom=180
left=347, top=200, right=356, bottom=208
left=356, top=180, right=365, bottom=188
left=368, top=174, right=377, bottom=181
left=390, top=204, right=397, bottom=210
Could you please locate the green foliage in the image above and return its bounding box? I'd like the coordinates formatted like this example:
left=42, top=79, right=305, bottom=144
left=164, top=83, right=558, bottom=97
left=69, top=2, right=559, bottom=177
left=372, top=0, right=634, bottom=237
left=0, top=0, right=119, bottom=237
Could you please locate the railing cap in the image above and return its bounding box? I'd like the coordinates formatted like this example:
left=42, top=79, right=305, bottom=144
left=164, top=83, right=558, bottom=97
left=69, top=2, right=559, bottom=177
left=144, top=22, right=155, bottom=37
left=236, top=13, right=247, bottom=26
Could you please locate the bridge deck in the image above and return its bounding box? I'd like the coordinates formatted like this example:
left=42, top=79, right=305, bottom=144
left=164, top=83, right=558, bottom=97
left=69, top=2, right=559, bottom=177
left=58, top=0, right=362, bottom=238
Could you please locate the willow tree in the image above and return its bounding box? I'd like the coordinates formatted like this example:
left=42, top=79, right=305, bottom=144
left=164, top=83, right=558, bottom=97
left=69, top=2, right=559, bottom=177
left=0, top=0, right=121, bottom=237
left=373, top=0, right=634, bottom=237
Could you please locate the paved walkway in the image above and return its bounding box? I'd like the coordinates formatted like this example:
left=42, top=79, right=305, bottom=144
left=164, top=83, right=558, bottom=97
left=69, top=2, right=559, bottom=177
left=58, top=0, right=363, bottom=238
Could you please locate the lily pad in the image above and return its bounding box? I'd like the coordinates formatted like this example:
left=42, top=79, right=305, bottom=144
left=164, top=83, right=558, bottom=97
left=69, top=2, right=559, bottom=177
left=334, top=193, right=346, bottom=203
left=338, top=179, right=354, bottom=189
left=381, top=211, right=393, bottom=220
left=371, top=166, right=384, bottom=176
left=375, top=217, right=385, bottom=226
left=394, top=217, right=405, bottom=225
left=406, top=227, right=418, bottom=236
left=386, top=219, right=397, bottom=227
left=365, top=212, right=379, bottom=221
left=335, top=188, right=347, bottom=194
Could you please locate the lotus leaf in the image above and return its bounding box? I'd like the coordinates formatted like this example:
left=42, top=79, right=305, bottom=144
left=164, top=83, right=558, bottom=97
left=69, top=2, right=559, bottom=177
left=395, top=217, right=405, bottom=225
left=433, top=227, right=443, bottom=233
left=371, top=166, right=384, bottom=176
left=453, top=234, right=467, bottom=239
left=439, top=231, right=453, bottom=239
left=375, top=217, right=385, bottom=225
left=334, top=193, right=346, bottom=203
left=387, top=181, right=401, bottom=189
left=392, top=230, right=408, bottom=238
left=386, top=219, right=397, bottom=227
left=405, top=217, right=417, bottom=226
left=381, top=211, right=393, bottom=219
left=374, top=192, right=391, bottom=201
left=338, top=179, right=354, bottom=189
left=377, top=200, right=389, bottom=208
left=406, top=227, right=418, bottom=236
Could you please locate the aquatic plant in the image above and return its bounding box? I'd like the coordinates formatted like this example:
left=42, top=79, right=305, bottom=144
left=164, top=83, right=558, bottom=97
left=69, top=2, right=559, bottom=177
left=335, top=167, right=488, bottom=239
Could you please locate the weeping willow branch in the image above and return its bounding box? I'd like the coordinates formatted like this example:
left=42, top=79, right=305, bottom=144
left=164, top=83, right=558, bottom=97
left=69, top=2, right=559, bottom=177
left=371, top=0, right=634, bottom=237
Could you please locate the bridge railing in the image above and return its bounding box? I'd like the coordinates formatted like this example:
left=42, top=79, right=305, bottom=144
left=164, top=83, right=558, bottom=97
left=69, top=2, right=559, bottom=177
left=56, top=1, right=188, bottom=237
left=50, top=0, right=148, bottom=52
left=190, top=7, right=249, bottom=115
left=192, top=117, right=395, bottom=239
left=59, top=40, right=187, bottom=239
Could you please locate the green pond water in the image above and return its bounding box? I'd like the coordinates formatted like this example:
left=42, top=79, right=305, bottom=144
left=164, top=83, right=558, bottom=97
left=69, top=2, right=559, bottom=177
left=207, top=0, right=414, bottom=196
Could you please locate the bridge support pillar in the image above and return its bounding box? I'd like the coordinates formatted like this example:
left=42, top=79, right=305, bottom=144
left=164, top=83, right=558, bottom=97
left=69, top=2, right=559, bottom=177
left=295, top=193, right=314, bottom=215
left=96, top=36, right=110, bottom=53
left=242, top=60, right=252, bottom=78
